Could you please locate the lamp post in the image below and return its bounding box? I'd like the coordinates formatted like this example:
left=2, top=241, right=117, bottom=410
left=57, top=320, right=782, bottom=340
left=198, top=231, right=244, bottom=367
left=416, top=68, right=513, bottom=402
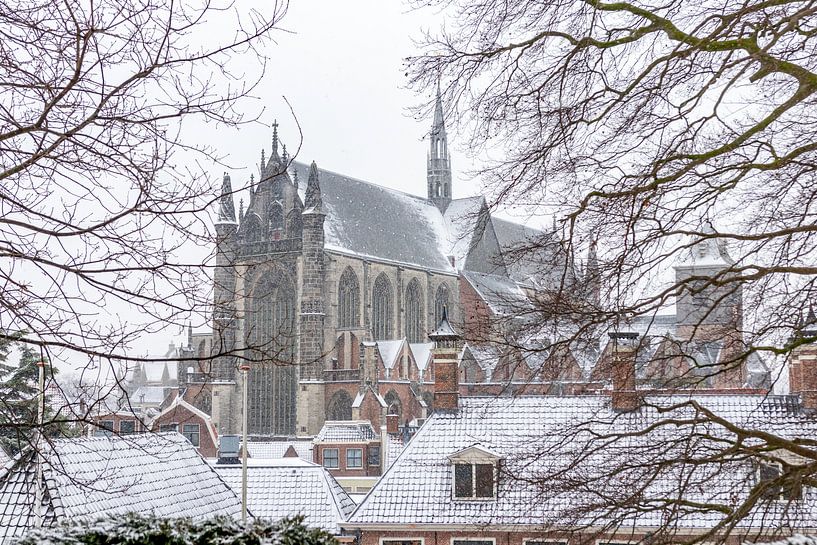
left=240, top=363, right=250, bottom=523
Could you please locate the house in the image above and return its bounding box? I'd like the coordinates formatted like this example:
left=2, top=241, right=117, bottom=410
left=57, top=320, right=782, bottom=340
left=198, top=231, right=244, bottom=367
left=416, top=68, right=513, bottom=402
left=247, top=438, right=314, bottom=461
left=344, top=327, right=817, bottom=544
left=0, top=433, right=242, bottom=543
left=214, top=457, right=355, bottom=534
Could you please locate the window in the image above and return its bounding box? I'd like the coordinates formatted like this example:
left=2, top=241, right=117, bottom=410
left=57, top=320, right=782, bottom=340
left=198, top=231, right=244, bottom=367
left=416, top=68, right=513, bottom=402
left=338, top=267, right=360, bottom=328
left=327, top=390, right=353, bottom=421
left=372, top=274, right=393, bottom=340
left=758, top=462, right=801, bottom=500
left=434, top=284, right=450, bottom=327
left=405, top=279, right=424, bottom=343
left=381, top=539, right=424, bottom=545
left=98, top=420, right=114, bottom=436
left=182, top=423, right=201, bottom=447
left=525, top=541, right=567, bottom=545
left=453, top=463, right=496, bottom=499
left=323, top=448, right=339, bottom=469
left=347, top=448, right=363, bottom=468
left=119, top=420, right=135, bottom=435
left=368, top=445, right=381, bottom=466
left=452, top=540, right=495, bottom=545
left=160, top=423, right=178, bottom=433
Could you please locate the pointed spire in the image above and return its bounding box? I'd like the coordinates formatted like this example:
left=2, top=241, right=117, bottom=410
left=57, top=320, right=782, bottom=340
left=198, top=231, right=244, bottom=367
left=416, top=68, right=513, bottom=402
left=239, top=198, right=244, bottom=221
left=187, top=322, right=193, bottom=348
left=292, top=168, right=299, bottom=190
left=432, top=79, right=445, bottom=138
left=271, top=120, right=280, bottom=161
left=217, top=172, right=236, bottom=223
left=305, top=161, right=323, bottom=212
left=260, top=148, right=265, bottom=174
left=282, top=143, right=288, bottom=165
left=427, top=78, right=452, bottom=210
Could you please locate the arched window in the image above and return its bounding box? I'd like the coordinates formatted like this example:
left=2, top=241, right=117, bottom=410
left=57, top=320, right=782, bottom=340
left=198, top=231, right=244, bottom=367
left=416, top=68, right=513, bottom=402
left=405, top=279, right=424, bottom=343
left=384, top=390, right=402, bottom=421
left=242, top=213, right=263, bottom=242
left=372, top=274, right=393, bottom=340
left=337, top=267, right=360, bottom=328
left=269, top=201, right=283, bottom=231
left=434, top=284, right=450, bottom=327
left=246, top=271, right=297, bottom=435
left=326, top=390, right=353, bottom=421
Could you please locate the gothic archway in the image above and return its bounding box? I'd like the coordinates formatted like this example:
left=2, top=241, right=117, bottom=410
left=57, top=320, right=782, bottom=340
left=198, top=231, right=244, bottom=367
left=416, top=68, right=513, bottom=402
left=405, top=279, right=424, bottom=343
left=326, top=390, right=353, bottom=421
left=245, top=270, right=297, bottom=435
left=338, top=267, right=360, bottom=328
left=372, top=274, right=393, bottom=340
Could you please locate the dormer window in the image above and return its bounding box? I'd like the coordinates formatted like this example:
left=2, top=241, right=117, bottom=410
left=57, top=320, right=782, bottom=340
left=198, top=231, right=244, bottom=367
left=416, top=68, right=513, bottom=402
left=758, top=461, right=802, bottom=501
left=448, top=445, right=501, bottom=500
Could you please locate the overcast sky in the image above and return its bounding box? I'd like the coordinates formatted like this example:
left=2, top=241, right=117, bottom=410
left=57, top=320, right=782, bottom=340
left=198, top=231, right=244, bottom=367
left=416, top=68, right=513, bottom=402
left=203, top=1, right=474, bottom=201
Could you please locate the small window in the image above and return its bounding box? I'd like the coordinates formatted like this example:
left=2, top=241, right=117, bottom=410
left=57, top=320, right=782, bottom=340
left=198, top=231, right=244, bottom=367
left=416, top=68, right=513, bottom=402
left=323, top=448, right=339, bottom=469
left=452, top=540, right=495, bottom=545
left=98, top=420, right=114, bottom=436
left=347, top=448, right=363, bottom=468
left=368, top=446, right=381, bottom=466
left=119, top=420, right=135, bottom=435
left=525, top=541, right=566, bottom=545
left=159, top=423, right=178, bottom=433
left=182, top=423, right=200, bottom=447
left=453, top=463, right=496, bottom=499
left=758, top=462, right=802, bottom=500
left=382, top=540, right=424, bottom=545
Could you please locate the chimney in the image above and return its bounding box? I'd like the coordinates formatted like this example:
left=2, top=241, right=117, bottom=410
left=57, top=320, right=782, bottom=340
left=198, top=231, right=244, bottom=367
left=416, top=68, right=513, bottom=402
left=791, top=322, right=817, bottom=410
left=609, top=331, right=640, bottom=412
left=386, top=413, right=399, bottom=435
left=362, top=342, right=378, bottom=385
left=429, top=308, right=462, bottom=412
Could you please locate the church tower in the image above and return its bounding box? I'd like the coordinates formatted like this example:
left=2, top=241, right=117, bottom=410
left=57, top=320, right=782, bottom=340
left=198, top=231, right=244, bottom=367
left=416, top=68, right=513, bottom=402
left=427, top=84, right=452, bottom=211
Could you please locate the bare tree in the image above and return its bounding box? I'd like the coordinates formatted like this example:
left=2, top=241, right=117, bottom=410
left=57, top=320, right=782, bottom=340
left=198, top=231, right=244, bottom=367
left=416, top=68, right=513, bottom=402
left=406, top=0, right=817, bottom=539
left=0, top=0, right=288, bottom=440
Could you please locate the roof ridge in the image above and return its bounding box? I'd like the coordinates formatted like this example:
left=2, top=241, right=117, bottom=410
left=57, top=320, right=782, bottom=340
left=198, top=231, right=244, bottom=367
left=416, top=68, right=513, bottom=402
left=291, top=160, right=436, bottom=207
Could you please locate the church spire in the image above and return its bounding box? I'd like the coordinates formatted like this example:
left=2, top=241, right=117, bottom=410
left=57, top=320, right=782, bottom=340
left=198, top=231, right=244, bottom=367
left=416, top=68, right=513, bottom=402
left=427, top=80, right=452, bottom=212
left=305, top=161, right=323, bottom=212
left=217, top=172, right=236, bottom=223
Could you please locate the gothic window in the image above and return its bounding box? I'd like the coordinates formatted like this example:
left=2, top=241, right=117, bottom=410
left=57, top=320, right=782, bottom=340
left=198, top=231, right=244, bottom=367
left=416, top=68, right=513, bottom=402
left=243, top=213, right=263, bottom=242
left=405, top=279, right=424, bottom=343
left=372, top=274, right=393, bottom=340
left=444, top=183, right=449, bottom=197
left=338, top=267, right=360, bottom=328
left=269, top=201, right=284, bottom=231
left=326, top=390, right=353, bottom=421
left=434, top=284, right=450, bottom=327
left=246, top=271, right=297, bottom=435
left=384, top=390, right=402, bottom=420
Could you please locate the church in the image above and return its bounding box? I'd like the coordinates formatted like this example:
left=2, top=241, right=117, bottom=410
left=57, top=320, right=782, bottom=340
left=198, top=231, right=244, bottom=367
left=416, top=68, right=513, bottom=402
left=201, top=91, right=573, bottom=437
left=187, top=91, right=769, bottom=440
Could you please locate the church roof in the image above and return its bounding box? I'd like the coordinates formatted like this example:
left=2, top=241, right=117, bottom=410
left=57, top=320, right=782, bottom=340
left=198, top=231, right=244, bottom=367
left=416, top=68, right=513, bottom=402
left=291, top=162, right=457, bottom=273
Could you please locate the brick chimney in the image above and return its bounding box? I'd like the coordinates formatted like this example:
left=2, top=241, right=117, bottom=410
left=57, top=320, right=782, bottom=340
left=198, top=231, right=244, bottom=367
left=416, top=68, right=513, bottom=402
left=386, top=413, right=399, bottom=435
left=791, top=321, right=817, bottom=410
left=429, top=308, right=462, bottom=412
left=609, top=331, right=640, bottom=412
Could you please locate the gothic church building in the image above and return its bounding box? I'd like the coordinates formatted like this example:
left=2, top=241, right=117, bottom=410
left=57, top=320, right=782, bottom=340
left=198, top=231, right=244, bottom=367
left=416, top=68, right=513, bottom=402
left=206, top=93, right=568, bottom=437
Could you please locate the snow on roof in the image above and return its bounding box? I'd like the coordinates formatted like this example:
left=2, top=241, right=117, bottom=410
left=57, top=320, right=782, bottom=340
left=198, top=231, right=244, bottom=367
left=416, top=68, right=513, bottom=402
left=462, top=270, right=532, bottom=316
left=152, top=397, right=218, bottom=447
left=246, top=439, right=313, bottom=461
left=409, top=343, right=433, bottom=372
left=348, top=394, right=817, bottom=529
left=214, top=460, right=355, bottom=534
left=375, top=340, right=404, bottom=369
left=315, top=421, right=377, bottom=443
left=384, top=433, right=405, bottom=469
left=291, top=162, right=457, bottom=273
left=442, top=196, right=486, bottom=270
left=0, top=433, right=241, bottom=542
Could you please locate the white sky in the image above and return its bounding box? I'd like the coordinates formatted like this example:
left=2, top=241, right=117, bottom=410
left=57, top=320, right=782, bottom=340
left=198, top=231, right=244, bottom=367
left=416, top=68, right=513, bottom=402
left=201, top=1, right=475, bottom=201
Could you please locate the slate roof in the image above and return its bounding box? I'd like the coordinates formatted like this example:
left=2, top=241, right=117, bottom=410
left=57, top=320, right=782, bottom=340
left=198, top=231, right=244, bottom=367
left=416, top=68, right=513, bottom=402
left=348, top=394, right=817, bottom=530
left=247, top=439, right=314, bottom=461
left=214, top=458, right=355, bottom=533
left=315, top=421, right=377, bottom=443
left=291, top=162, right=456, bottom=273
left=462, top=270, right=533, bottom=316
left=0, top=433, right=242, bottom=543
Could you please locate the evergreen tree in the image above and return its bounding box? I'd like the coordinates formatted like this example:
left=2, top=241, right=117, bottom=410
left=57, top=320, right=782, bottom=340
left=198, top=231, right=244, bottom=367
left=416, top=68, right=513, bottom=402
left=0, top=345, right=59, bottom=455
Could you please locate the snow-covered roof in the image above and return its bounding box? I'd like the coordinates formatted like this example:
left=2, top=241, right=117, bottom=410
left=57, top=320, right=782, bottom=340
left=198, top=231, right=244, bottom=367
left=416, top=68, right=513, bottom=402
left=348, top=394, right=817, bottom=530
left=315, top=421, right=377, bottom=443
left=246, top=439, right=314, bottom=461
left=214, top=459, right=355, bottom=533
left=151, top=397, right=217, bottom=447
left=375, top=340, right=404, bottom=369
left=442, top=196, right=485, bottom=270
left=462, top=270, right=532, bottom=316
left=409, top=343, right=433, bottom=372
left=384, top=433, right=405, bottom=470
left=0, top=433, right=242, bottom=542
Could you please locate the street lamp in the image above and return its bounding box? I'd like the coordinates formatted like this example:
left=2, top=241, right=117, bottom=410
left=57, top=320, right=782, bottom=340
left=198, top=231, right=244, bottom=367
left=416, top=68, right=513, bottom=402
left=239, top=363, right=250, bottom=523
